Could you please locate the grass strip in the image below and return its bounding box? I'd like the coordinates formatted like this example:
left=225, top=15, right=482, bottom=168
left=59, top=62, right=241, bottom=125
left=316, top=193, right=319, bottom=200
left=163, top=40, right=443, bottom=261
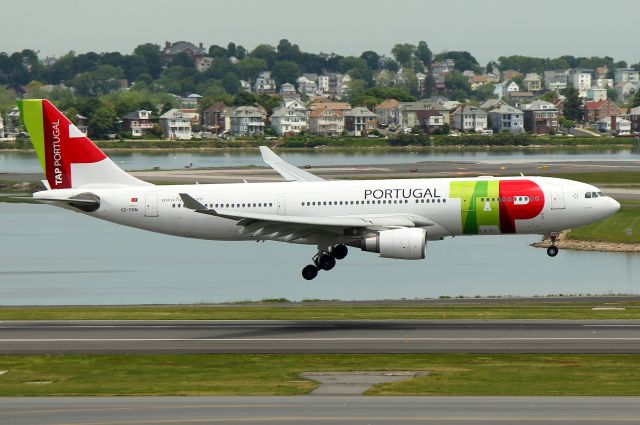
left=2, top=302, right=640, bottom=321
left=567, top=204, right=640, bottom=244
left=0, top=354, right=638, bottom=396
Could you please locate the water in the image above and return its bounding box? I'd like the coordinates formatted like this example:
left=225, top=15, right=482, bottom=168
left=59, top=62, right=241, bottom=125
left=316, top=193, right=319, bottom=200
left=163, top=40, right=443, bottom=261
left=2, top=148, right=640, bottom=173
left=0, top=203, right=638, bottom=305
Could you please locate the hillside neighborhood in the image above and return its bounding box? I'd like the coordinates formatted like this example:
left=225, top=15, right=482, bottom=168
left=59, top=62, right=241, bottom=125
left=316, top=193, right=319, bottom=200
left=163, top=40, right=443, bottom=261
left=1, top=40, right=639, bottom=141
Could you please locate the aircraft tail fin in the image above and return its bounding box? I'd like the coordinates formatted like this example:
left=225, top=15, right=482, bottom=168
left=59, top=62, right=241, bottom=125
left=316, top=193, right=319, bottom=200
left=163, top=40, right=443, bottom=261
left=17, top=99, right=152, bottom=189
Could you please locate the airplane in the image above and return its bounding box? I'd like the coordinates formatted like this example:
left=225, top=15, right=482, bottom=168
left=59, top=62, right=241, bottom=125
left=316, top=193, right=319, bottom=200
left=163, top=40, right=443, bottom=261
left=18, top=99, right=620, bottom=280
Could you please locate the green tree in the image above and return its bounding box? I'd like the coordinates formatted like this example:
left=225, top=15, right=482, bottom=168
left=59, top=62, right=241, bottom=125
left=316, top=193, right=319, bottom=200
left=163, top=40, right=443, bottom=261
left=236, top=45, right=247, bottom=60
left=250, top=44, right=277, bottom=67
left=445, top=71, right=472, bottom=100
left=391, top=43, right=416, bottom=66
left=562, top=87, right=584, bottom=122
left=542, top=91, right=559, bottom=103
left=0, top=85, right=17, bottom=115
left=415, top=41, right=432, bottom=67
left=236, top=57, right=267, bottom=81
left=132, top=43, right=163, bottom=78
left=169, top=52, right=195, bottom=69
left=423, top=72, right=435, bottom=98
left=271, top=60, right=300, bottom=86
left=360, top=51, right=380, bottom=70
left=90, top=105, right=118, bottom=136
left=208, top=45, right=227, bottom=58
left=343, top=79, right=367, bottom=101
left=435, top=51, right=481, bottom=73
left=222, top=72, right=241, bottom=94
left=227, top=42, right=237, bottom=58
left=632, top=90, right=640, bottom=108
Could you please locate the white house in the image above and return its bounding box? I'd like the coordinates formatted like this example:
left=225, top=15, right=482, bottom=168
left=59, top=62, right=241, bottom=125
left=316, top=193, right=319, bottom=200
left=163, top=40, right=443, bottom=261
left=495, top=80, right=519, bottom=98
left=451, top=105, right=488, bottom=132
left=297, top=75, right=318, bottom=97
left=488, top=105, right=524, bottom=133
left=317, top=75, right=329, bottom=94
left=270, top=102, right=308, bottom=136
left=279, top=82, right=298, bottom=99
left=571, top=72, right=592, bottom=97
left=254, top=71, right=276, bottom=94
left=597, top=116, right=631, bottom=135
left=159, top=109, right=192, bottom=140
left=0, top=116, right=4, bottom=138
left=614, top=68, right=640, bottom=84
left=308, top=108, right=344, bottom=136
left=586, top=87, right=607, bottom=102
left=230, top=106, right=265, bottom=136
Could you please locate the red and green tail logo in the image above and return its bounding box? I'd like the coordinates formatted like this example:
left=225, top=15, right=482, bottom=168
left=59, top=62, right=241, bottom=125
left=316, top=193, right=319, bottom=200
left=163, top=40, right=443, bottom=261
left=17, top=99, right=106, bottom=189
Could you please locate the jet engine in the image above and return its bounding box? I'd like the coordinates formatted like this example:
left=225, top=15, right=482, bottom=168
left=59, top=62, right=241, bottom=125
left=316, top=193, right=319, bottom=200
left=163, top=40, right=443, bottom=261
left=359, top=228, right=426, bottom=260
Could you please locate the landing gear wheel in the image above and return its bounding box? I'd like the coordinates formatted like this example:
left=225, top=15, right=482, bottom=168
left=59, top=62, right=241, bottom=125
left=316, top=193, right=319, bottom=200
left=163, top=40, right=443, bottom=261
left=302, top=265, right=318, bottom=280
left=547, top=246, right=559, bottom=257
left=332, top=244, right=348, bottom=260
left=318, top=254, right=336, bottom=271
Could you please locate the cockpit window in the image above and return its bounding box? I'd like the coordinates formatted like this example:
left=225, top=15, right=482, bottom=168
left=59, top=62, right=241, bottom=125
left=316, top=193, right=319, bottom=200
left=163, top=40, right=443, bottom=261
left=597, top=191, right=605, bottom=197
left=585, top=192, right=592, bottom=198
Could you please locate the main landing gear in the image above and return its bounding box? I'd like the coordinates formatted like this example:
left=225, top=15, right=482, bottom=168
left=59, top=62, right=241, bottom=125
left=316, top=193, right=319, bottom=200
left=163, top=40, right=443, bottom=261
left=547, top=232, right=559, bottom=257
left=301, top=244, right=349, bottom=280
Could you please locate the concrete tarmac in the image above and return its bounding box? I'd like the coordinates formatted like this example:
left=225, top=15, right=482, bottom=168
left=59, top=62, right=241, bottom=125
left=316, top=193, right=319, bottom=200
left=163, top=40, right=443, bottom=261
left=2, top=319, right=640, bottom=354
left=2, top=396, right=640, bottom=425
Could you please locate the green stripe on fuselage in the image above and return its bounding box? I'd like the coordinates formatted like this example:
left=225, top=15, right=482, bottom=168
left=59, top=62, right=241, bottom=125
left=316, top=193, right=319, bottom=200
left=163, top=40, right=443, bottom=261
left=450, top=180, right=500, bottom=234
left=17, top=100, right=46, bottom=173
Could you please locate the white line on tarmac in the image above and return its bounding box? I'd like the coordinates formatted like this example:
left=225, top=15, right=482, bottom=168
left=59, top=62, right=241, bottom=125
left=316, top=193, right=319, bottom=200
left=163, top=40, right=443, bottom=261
left=2, top=337, right=640, bottom=342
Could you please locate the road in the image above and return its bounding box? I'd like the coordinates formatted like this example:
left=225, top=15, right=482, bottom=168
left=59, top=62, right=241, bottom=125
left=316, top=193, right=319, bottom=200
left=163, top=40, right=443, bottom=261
left=2, top=319, right=640, bottom=354
left=2, top=396, right=640, bottom=424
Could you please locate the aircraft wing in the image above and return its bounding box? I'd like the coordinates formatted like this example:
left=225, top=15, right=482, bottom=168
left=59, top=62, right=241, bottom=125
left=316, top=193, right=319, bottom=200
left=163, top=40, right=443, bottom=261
left=259, top=146, right=325, bottom=182
left=179, top=193, right=433, bottom=240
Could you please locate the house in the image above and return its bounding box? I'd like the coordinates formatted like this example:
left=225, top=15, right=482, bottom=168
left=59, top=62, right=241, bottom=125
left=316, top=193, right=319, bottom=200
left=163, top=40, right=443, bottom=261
left=317, top=75, right=329, bottom=94
left=195, top=57, right=213, bottom=72
left=629, top=106, right=640, bottom=133
left=501, top=69, right=521, bottom=82
left=400, top=101, right=451, bottom=130
left=308, top=108, right=345, bottom=136
left=507, top=91, right=534, bottom=104
left=522, top=100, right=559, bottom=135
left=415, top=110, right=445, bottom=133
left=162, top=41, right=208, bottom=67
left=254, top=71, right=276, bottom=94
left=544, top=70, right=569, bottom=91
left=488, top=105, right=524, bottom=133
left=230, top=106, right=265, bottom=136
left=203, top=102, right=232, bottom=134
left=597, top=116, right=631, bottom=135
left=615, top=81, right=639, bottom=103
left=571, top=71, right=592, bottom=97
left=279, top=82, right=298, bottom=100
left=74, top=114, right=89, bottom=135
left=594, top=78, right=614, bottom=88
left=374, top=99, right=401, bottom=127
left=0, top=116, right=4, bottom=138
left=297, top=75, right=318, bottom=97
left=523, top=73, right=542, bottom=92
left=614, top=68, right=640, bottom=84
left=270, top=103, right=308, bottom=136
left=177, top=93, right=202, bottom=108
left=431, top=59, right=455, bottom=75
left=159, top=109, right=192, bottom=140
left=479, top=98, right=508, bottom=112
left=451, top=105, right=488, bottom=132
left=344, top=107, right=377, bottom=136
left=240, top=80, right=251, bottom=92
left=586, top=87, right=607, bottom=102
left=495, top=80, right=520, bottom=98
left=5, top=107, right=22, bottom=136
left=309, top=100, right=352, bottom=114
left=121, top=110, right=153, bottom=137
left=584, top=100, right=621, bottom=124
left=469, top=75, right=489, bottom=90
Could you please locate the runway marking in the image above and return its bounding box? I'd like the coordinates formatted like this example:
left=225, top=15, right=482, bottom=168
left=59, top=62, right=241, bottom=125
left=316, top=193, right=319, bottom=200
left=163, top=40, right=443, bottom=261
left=44, top=416, right=640, bottom=424
left=2, top=337, right=640, bottom=342
left=583, top=325, right=640, bottom=327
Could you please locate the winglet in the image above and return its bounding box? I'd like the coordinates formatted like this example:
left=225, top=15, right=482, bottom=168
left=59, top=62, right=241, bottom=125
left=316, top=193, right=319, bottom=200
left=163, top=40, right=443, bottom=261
left=259, top=146, right=325, bottom=182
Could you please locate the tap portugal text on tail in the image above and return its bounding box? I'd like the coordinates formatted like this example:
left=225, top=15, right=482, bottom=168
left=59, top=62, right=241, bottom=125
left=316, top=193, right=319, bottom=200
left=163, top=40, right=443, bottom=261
left=18, top=99, right=620, bottom=280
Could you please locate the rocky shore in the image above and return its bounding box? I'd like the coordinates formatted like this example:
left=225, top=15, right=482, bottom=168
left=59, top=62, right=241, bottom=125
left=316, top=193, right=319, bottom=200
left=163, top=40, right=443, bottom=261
left=533, top=230, right=640, bottom=253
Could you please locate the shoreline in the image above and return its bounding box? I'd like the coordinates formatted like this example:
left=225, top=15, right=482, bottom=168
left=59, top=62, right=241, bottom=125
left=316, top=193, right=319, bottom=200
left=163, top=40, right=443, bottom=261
left=533, top=230, right=640, bottom=253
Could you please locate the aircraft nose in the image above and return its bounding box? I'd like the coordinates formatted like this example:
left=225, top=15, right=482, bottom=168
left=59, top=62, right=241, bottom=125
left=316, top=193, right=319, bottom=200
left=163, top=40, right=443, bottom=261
left=608, top=197, right=621, bottom=215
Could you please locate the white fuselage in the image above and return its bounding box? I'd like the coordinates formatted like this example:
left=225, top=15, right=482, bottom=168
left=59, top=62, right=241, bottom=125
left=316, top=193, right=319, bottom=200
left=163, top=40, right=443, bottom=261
left=35, top=176, right=620, bottom=246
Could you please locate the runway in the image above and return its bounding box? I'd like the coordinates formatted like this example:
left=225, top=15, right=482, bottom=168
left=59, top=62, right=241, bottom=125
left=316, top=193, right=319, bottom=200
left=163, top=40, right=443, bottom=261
left=2, top=319, right=640, bottom=354
left=2, top=396, right=640, bottom=424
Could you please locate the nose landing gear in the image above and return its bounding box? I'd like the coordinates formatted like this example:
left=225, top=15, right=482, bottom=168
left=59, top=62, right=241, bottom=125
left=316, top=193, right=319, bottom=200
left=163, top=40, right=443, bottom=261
left=301, top=244, right=349, bottom=280
left=547, top=232, right=559, bottom=257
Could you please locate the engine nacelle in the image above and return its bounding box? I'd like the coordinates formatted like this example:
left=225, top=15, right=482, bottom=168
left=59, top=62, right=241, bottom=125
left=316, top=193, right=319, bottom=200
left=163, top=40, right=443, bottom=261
left=360, top=228, right=426, bottom=260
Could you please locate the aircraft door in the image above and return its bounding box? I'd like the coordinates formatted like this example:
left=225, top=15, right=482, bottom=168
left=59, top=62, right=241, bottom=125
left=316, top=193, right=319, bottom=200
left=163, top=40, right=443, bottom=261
left=551, top=187, right=565, bottom=210
left=277, top=195, right=286, bottom=215
left=144, top=193, right=159, bottom=217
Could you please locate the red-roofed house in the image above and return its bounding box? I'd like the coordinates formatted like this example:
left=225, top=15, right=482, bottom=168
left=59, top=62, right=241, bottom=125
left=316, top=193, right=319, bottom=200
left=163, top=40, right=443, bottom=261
left=584, top=100, right=621, bottom=124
